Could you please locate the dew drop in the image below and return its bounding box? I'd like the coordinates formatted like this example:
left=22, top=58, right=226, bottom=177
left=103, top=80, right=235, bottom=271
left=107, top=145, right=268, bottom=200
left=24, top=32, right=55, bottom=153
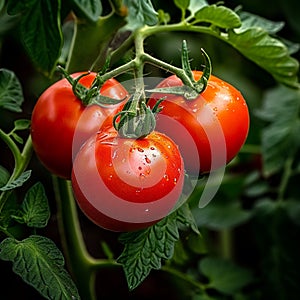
left=213, top=107, right=218, bottom=111
left=150, top=146, right=155, bottom=150
left=137, top=147, right=144, bottom=152
left=145, top=156, right=151, bottom=164
left=164, top=174, right=169, bottom=181
left=112, top=150, right=117, bottom=159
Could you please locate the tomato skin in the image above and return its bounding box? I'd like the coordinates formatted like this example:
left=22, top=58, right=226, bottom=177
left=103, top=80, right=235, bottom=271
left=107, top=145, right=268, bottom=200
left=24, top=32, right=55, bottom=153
left=30, top=72, right=128, bottom=179
left=148, top=71, right=250, bottom=175
left=71, top=128, right=184, bottom=232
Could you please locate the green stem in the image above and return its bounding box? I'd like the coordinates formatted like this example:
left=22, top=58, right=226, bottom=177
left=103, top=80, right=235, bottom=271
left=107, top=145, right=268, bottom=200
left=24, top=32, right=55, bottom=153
left=109, top=33, right=135, bottom=65
left=277, top=154, right=294, bottom=202
left=0, top=128, right=22, bottom=173
left=0, top=133, right=33, bottom=212
left=161, top=264, right=206, bottom=292
left=219, top=228, right=234, bottom=260
left=53, top=177, right=96, bottom=300
left=53, top=177, right=119, bottom=300
left=140, top=22, right=220, bottom=40
left=142, top=52, right=195, bottom=86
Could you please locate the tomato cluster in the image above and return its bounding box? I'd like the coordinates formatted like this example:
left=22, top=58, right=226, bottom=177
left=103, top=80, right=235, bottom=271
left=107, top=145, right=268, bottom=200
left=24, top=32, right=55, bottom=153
left=31, top=72, right=128, bottom=179
left=31, top=71, right=249, bottom=232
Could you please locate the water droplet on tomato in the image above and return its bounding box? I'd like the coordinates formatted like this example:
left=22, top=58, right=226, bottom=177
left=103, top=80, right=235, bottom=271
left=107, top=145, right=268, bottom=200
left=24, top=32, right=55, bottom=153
left=145, top=156, right=151, bottom=164
left=112, top=150, right=117, bottom=159
left=135, top=189, right=142, bottom=195
left=137, top=147, right=144, bottom=152
left=164, top=174, right=169, bottom=181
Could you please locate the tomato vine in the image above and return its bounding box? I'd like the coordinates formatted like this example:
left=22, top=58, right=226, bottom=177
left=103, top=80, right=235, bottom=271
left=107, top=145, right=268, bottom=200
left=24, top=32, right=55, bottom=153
left=0, top=0, right=299, bottom=299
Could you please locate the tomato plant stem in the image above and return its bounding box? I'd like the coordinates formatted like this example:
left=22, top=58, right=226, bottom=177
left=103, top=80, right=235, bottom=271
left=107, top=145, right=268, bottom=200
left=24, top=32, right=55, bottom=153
left=219, top=228, right=234, bottom=260
left=53, top=177, right=120, bottom=299
left=161, top=264, right=207, bottom=292
left=277, top=154, right=294, bottom=202
left=53, top=177, right=97, bottom=300
left=0, top=133, right=33, bottom=213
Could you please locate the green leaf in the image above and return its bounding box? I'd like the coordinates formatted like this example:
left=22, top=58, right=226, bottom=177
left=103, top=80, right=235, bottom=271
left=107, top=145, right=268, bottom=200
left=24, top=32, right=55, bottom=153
left=0, top=165, right=10, bottom=188
left=157, top=9, right=170, bottom=25
left=13, top=182, right=50, bottom=228
left=6, top=0, right=31, bottom=14
left=237, top=11, right=285, bottom=35
left=256, top=86, right=300, bottom=176
left=9, top=0, right=63, bottom=76
left=253, top=199, right=300, bottom=299
left=9, top=119, right=31, bottom=144
left=0, top=2, right=19, bottom=35
left=0, top=69, right=24, bottom=112
left=13, top=119, right=31, bottom=131
left=199, top=256, right=253, bottom=295
left=174, top=0, right=190, bottom=12
left=66, top=12, right=126, bottom=73
left=227, top=28, right=300, bottom=88
left=187, top=0, right=208, bottom=16
left=194, top=5, right=241, bottom=29
left=69, top=0, right=102, bottom=22
left=117, top=209, right=182, bottom=290
left=193, top=199, right=251, bottom=230
left=0, top=170, right=32, bottom=191
left=0, top=235, right=80, bottom=300
left=123, top=0, right=158, bottom=30
left=176, top=203, right=200, bottom=234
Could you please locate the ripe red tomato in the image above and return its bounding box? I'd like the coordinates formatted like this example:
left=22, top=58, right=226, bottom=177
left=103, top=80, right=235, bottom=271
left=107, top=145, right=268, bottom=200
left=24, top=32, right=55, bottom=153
left=31, top=72, right=128, bottom=179
left=71, top=127, right=184, bottom=232
left=148, top=71, right=249, bottom=175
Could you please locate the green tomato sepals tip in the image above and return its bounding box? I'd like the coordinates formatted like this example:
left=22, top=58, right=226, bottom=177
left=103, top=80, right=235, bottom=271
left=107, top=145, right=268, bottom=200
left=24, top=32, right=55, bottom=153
left=57, top=66, right=127, bottom=107
left=113, top=88, right=164, bottom=139
left=146, top=40, right=212, bottom=100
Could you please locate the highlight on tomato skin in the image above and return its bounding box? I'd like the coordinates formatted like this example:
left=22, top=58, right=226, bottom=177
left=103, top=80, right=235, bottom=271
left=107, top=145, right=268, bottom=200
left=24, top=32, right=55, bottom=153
left=148, top=71, right=250, bottom=176
left=71, top=127, right=185, bottom=232
left=30, top=72, right=128, bottom=179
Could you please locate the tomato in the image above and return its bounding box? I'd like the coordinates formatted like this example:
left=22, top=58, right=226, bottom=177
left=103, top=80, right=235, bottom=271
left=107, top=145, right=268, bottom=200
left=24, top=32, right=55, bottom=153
left=71, top=127, right=184, bottom=232
left=31, top=72, right=128, bottom=179
left=148, top=71, right=250, bottom=175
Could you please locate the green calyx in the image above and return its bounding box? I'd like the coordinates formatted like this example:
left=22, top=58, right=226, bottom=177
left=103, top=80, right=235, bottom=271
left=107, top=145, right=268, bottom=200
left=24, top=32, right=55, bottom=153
left=113, top=91, right=163, bottom=139
left=57, top=66, right=126, bottom=106
left=146, top=41, right=212, bottom=100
